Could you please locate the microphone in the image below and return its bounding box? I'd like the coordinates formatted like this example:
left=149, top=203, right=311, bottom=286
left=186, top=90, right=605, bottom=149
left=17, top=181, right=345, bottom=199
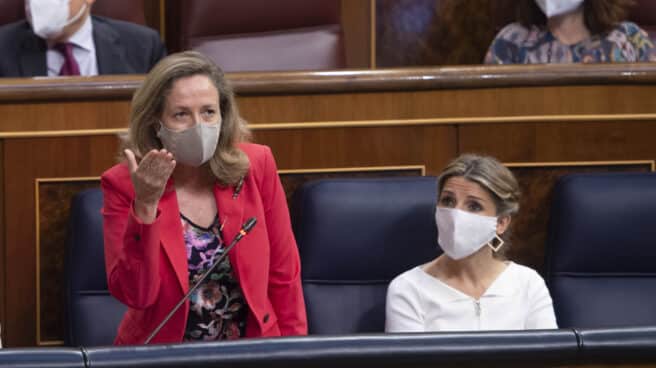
left=144, top=217, right=257, bottom=344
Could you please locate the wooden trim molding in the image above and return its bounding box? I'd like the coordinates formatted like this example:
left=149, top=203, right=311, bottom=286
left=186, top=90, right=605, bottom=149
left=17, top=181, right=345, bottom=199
left=505, top=160, right=655, bottom=171
left=2, top=113, right=656, bottom=139
left=0, top=75, right=143, bottom=101
left=2, top=64, right=656, bottom=100
left=279, top=165, right=426, bottom=176
left=0, top=129, right=126, bottom=139
left=249, top=114, right=656, bottom=130
left=231, top=63, right=656, bottom=95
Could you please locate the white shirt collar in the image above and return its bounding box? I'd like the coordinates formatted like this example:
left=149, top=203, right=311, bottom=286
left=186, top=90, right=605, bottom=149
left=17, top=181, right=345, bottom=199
left=418, top=262, right=519, bottom=302
left=66, top=14, right=94, bottom=52
left=45, top=14, right=98, bottom=76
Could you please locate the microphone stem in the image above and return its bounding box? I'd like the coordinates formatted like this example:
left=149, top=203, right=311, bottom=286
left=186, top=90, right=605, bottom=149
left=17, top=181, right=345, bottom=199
left=144, top=233, right=244, bottom=344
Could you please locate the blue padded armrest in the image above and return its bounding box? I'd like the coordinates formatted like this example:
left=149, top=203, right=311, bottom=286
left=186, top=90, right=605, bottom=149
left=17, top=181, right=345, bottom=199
left=85, top=330, right=578, bottom=368
left=0, top=347, right=85, bottom=368
left=576, top=326, right=656, bottom=363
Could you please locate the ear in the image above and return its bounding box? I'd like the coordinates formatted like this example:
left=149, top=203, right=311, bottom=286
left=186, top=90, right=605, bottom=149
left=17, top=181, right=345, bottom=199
left=496, top=215, right=511, bottom=235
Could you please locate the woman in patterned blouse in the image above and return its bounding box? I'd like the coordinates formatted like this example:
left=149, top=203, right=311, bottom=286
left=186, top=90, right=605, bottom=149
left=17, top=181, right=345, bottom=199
left=485, top=0, right=656, bottom=64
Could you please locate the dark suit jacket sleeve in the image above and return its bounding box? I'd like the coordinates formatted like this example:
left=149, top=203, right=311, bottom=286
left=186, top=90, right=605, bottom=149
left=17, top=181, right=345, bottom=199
left=93, top=16, right=166, bottom=74
left=0, top=20, right=47, bottom=77
left=144, top=25, right=166, bottom=70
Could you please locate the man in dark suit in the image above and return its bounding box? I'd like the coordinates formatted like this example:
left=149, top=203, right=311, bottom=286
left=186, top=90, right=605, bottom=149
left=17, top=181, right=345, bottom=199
left=0, top=0, right=166, bottom=77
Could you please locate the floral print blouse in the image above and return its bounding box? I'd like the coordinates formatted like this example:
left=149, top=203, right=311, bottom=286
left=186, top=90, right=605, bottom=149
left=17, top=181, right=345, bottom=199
left=485, top=21, right=656, bottom=64
left=181, top=213, right=247, bottom=341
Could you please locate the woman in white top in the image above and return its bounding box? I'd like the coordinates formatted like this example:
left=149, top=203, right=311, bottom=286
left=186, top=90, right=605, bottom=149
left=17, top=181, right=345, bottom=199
left=385, top=154, right=557, bottom=332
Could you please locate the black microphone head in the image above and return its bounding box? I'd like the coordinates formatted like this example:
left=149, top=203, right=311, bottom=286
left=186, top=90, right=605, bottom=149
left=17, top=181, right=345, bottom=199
left=243, top=217, right=257, bottom=233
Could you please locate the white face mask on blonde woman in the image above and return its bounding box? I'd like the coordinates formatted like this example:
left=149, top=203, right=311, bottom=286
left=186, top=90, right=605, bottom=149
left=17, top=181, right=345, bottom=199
left=435, top=207, right=499, bottom=260
left=435, top=175, right=510, bottom=260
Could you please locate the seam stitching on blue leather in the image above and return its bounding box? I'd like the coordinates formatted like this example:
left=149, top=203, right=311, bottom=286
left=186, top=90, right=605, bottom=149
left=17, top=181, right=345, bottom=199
left=81, top=345, right=90, bottom=368
left=573, top=328, right=584, bottom=359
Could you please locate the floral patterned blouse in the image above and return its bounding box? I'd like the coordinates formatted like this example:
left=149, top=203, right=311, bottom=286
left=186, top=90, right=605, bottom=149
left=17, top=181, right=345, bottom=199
left=181, top=213, right=248, bottom=341
left=485, top=21, right=656, bottom=64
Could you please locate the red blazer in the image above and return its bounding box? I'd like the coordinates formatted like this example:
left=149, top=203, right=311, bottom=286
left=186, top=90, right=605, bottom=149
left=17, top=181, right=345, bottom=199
left=102, top=143, right=307, bottom=345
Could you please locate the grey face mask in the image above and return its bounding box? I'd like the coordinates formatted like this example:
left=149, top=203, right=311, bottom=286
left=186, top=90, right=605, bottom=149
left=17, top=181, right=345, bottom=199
left=157, top=121, right=221, bottom=167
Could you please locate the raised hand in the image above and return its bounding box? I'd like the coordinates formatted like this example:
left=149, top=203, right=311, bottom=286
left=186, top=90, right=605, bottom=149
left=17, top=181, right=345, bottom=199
left=124, top=148, right=176, bottom=223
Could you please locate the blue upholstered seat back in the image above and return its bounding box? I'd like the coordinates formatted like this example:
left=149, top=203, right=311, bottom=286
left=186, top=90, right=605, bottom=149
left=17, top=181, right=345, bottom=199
left=65, top=188, right=126, bottom=346
left=546, top=172, right=656, bottom=328
left=291, top=177, right=439, bottom=334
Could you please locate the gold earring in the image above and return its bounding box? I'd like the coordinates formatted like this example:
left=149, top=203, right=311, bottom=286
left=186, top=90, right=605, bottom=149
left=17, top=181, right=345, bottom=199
left=487, top=235, right=505, bottom=252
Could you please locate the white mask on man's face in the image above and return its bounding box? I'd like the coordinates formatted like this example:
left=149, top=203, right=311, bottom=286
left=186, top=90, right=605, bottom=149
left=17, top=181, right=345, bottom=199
left=435, top=207, right=499, bottom=260
left=534, top=0, right=584, bottom=18
left=27, top=0, right=88, bottom=40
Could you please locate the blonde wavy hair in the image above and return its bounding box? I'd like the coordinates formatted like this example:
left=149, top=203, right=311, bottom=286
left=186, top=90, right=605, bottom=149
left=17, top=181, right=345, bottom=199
left=123, top=51, right=250, bottom=186
left=438, top=154, right=520, bottom=217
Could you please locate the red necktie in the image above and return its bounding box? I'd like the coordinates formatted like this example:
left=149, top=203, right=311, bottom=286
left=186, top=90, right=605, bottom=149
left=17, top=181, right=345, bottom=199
left=54, top=42, right=81, bottom=76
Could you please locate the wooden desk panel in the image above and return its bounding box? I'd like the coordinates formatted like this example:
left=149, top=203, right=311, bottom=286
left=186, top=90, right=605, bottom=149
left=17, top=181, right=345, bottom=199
left=1, top=101, right=130, bottom=133
left=253, top=125, right=456, bottom=172
left=1, top=65, right=656, bottom=347
left=460, top=121, right=656, bottom=163
left=3, top=136, right=120, bottom=347
left=239, top=85, right=656, bottom=124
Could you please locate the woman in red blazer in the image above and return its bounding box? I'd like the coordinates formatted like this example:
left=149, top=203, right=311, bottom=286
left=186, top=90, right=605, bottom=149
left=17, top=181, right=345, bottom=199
left=102, top=51, right=307, bottom=345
